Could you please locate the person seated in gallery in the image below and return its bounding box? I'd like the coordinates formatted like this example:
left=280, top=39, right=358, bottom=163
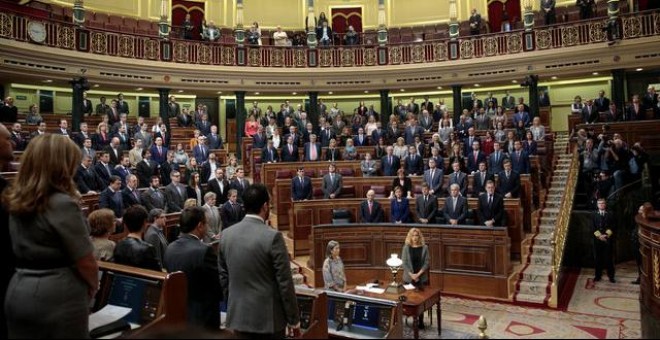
left=344, top=25, right=359, bottom=46
left=360, top=189, right=384, bottom=223
left=478, top=180, right=504, bottom=227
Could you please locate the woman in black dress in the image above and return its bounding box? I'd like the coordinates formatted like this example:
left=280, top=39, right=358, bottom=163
left=401, top=227, right=430, bottom=328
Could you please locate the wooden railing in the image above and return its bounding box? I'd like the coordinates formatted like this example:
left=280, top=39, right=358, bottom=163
left=549, top=149, right=579, bottom=308
left=1, top=2, right=658, bottom=68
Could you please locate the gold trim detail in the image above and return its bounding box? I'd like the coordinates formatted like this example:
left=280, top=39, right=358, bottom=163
left=198, top=44, right=211, bottom=64
left=364, top=47, right=376, bottom=66
left=294, top=48, right=306, bottom=67
left=171, top=4, right=205, bottom=14
left=248, top=48, right=261, bottom=66
left=0, top=13, right=12, bottom=37
left=173, top=41, right=188, bottom=62
left=484, top=36, right=498, bottom=57
left=433, top=43, right=447, bottom=61
left=536, top=30, right=551, bottom=49
left=654, top=247, right=660, bottom=298
left=341, top=48, right=354, bottom=66
left=389, top=46, right=401, bottom=64
left=654, top=13, right=660, bottom=35
left=118, top=35, right=134, bottom=58
left=331, top=12, right=363, bottom=20
left=222, top=46, right=234, bottom=65
left=460, top=40, right=474, bottom=59
left=623, top=16, right=641, bottom=39
left=320, top=48, right=332, bottom=67
left=412, top=44, right=424, bottom=63
left=561, top=26, right=578, bottom=47
left=91, top=32, right=107, bottom=54
left=507, top=33, right=522, bottom=53
left=588, top=20, right=607, bottom=42
left=57, top=26, right=75, bottom=49
left=144, top=38, right=159, bottom=60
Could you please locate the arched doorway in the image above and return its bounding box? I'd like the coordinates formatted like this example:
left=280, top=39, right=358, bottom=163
left=488, top=0, right=521, bottom=33
left=331, top=7, right=362, bottom=45
left=171, top=0, right=206, bottom=40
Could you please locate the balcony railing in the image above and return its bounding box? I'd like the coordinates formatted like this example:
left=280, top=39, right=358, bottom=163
left=0, top=5, right=658, bottom=68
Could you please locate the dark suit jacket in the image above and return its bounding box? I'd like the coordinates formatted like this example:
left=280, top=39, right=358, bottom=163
left=487, top=151, right=507, bottom=175
left=121, top=187, right=142, bottom=207
left=74, top=165, right=102, bottom=194
left=207, top=178, right=230, bottom=205
left=595, top=96, right=610, bottom=112
left=353, top=134, right=368, bottom=147
left=144, top=224, right=168, bottom=271
left=304, top=142, right=322, bottom=161
left=322, top=173, right=342, bottom=198
left=405, top=154, right=424, bottom=176
left=381, top=155, right=401, bottom=176
left=221, top=201, right=246, bottom=229
left=196, top=120, right=211, bottom=136
left=416, top=195, right=438, bottom=222
left=252, top=133, right=267, bottom=149
left=403, top=126, right=423, bottom=145
left=136, top=159, right=159, bottom=188
left=114, top=237, right=162, bottom=271
left=510, top=150, right=531, bottom=174
left=359, top=200, right=384, bottom=223
left=390, top=198, right=411, bottom=223
left=229, top=178, right=250, bottom=203
left=472, top=171, right=494, bottom=198
left=291, top=176, right=313, bottom=201
left=164, top=182, right=187, bottom=212
left=218, top=216, right=300, bottom=334
left=443, top=196, right=467, bottom=224
left=281, top=144, right=299, bottom=162
left=141, top=187, right=167, bottom=211
left=497, top=170, right=521, bottom=198
left=262, top=146, right=280, bottom=163
left=99, top=187, right=124, bottom=218
left=325, top=148, right=341, bottom=162
left=592, top=210, right=614, bottom=239
left=164, top=234, right=221, bottom=330
left=112, top=165, right=131, bottom=188
left=478, top=193, right=504, bottom=226
left=423, top=168, right=444, bottom=195
left=177, top=113, right=193, bottom=127
left=150, top=145, right=169, bottom=165
left=466, top=151, right=487, bottom=173
left=117, top=100, right=129, bottom=114
left=104, top=145, right=123, bottom=166
left=206, top=133, right=223, bottom=149
left=447, top=171, right=468, bottom=197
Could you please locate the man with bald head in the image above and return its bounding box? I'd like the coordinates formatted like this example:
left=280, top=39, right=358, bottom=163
left=0, top=123, right=14, bottom=338
left=360, top=190, right=384, bottom=223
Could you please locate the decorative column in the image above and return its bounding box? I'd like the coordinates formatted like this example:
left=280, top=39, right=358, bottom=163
left=234, top=0, right=245, bottom=45
left=72, top=0, right=85, bottom=27
left=70, top=76, right=89, bottom=132
left=158, top=88, right=170, bottom=130
left=448, top=0, right=459, bottom=40
left=377, top=0, right=388, bottom=46
left=158, top=0, right=170, bottom=39
left=235, top=91, right=246, bottom=159
left=306, top=0, right=318, bottom=48
left=526, top=75, right=539, bottom=119
left=379, top=90, right=391, bottom=118
left=611, top=69, right=625, bottom=113
left=308, top=92, right=319, bottom=127
left=606, top=0, right=621, bottom=43
left=452, top=85, right=462, bottom=123
left=523, top=0, right=535, bottom=31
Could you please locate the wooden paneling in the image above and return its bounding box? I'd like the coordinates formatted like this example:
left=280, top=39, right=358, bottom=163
left=574, top=120, right=660, bottom=155
left=311, top=224, right=512, bottom=299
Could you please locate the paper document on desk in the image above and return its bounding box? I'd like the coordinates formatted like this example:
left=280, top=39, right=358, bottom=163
left=403, top=284, right=416, bottom=290
left=356, top=285, right=386, bottom=294
left=89, top=304, right=132, bottom=331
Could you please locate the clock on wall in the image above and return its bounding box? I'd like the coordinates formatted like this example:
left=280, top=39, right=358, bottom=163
left=27, top=21, right=47, bottom=43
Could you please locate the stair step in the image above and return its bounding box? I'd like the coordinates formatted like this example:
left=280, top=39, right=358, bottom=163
left=529, top=244, right=554, bottom=256
left=515, top=293, right=548, bottom=305
left=527, top=253, right=553, bottom=265
left=292, top=273, right=305, bottom=286
left=534, top=234, right=553, bottom=246
left=538, top=224, right=556, bottom=233
left=516, top=280, right=549, bottom=295
left=520, top=264, right=552, bottom=281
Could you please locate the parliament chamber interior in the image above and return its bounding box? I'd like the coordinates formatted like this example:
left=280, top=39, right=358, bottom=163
left=1, top=0, right=660, bottom=338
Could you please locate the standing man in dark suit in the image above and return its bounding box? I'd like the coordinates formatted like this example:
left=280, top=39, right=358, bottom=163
left=116, top=93, right=129, bottom=114
left=497, top=160, right=521, bottom=198
left=510, top=141, right=531, bottom=174
left=75, top=155, right=102, bottom=194
left=595, top=90, right=611, bottom=113
left=136, top=149, right=159, bottom=188
left=405, top=145, right=424, bottom=176
left=281, top=135, right=299, bottom=162
left=443, top=183, right=467, bottom=225
left=112, top=156, right=132, bottom=188
left=207, top=168, right=230, bottom=205
left=107, top=100, right=121, bottom=126
left=221, top=189, right=245, bottom=230
left=304, top=134, right=321, bottom=162
left=502, top=91, right=515, bottom=110
left=322, top=163, right=343, bottom=199
left=104, top=137, right=123, bottom=166
left=229, top=168, right=250, bottom=203
left=141, top=176, right=167, bottom=212
left=150, top=137, right=168, bottom=165
left=164, top=170, right=186, bottom=213
left=488, top=142, right=507, bottom=175
left=164, top=206, right=222, bottom=330
left=447, top=161, right=468, bottom=197
left=95, top=96, right=111, bottom=116
left=207, top=125, right=223, bottom=149
left=423, top=158, right=443, bottom=197
left=121, top=175, right=142, bottom=208
left=466, top=141, right=486, bottom=174
left=81, top=92, right=93, bottom=116
left=541, top=0, right=556, bottom=25
left=0, top=97, right=18, bottom=123
left=478, top=181, right=504, bottom=227
left=98, top=176, right=124, bottom=219
left=592, top=198, right=615, bottom=282
left=262, top=139, right=280, bottom=163
left=472, top=162, right=493, bottom=198
left=404, top=120, right=423, bottom=146
left=94, top=152, right=114, bottom=187
left=360, top=189, right=384, bottom=223
left=324, top=139, right=341, bottom=162
left=381, top=146, right=401, bottom=177
left=219, top=184, right=300, bottom=338
left=177, top=108, right=193, bottom=127
left=291, top=168, right=313, bottom=201
left=416, top=183, right=438, bottom=224
left=168, top=95, right=181, bottom=118
left=144, top=209, right=169, bottom=272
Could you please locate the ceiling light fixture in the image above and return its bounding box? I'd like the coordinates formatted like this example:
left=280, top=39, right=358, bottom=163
left=636, top=68, right=644, bottom=71
left=551, top=76, right=557, bottom=80
left=592, top=72, right=599, bottom=75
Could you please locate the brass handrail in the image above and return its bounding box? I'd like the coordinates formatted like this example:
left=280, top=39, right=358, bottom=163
left=552, top=150, right=579, bottom=278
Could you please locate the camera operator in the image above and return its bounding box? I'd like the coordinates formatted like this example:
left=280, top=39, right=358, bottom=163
left=580, top=138, right=600, bottom=198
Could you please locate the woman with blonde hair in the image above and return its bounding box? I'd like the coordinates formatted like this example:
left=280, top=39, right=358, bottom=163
left=89, top=208, right=117, bottom=261
left=94, top=121, right=111, bottom=150
left=3, top=134, right=98, bottom=338
left=322, top=240, right=346, bottom=292
left=401, top=227, right=430, bottom=328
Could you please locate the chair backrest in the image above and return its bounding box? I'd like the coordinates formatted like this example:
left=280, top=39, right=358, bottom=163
left=332, top=208, right=351, bottom=224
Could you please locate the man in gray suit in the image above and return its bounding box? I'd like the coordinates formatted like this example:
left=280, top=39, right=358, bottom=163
left=322, top=163, right=343, bottom=199
left=219, top=184, right=300, bottom=338
left=144, top=209, right=169, bottom=269
left=443, top=184, right=468, bottom=225
left=164, top=206, right=222, bottom=330
left=202, top=192, right=221, bottom=242
left=164, top=170, right=186, bottom=212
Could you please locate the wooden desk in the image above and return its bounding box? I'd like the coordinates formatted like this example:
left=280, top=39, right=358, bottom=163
left=354, top=284, right=441, bottom=339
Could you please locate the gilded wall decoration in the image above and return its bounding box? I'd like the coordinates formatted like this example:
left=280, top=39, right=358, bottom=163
left=536, top=30, right=551, bottom=49
left=197, top=44, right=211, bottom=64
left=271, top=48, right=284, bottom=67
left=561, top=26, right=579, bottom=46
left=144, top=39, right=159, bottom=60
left=389, top=46, right=402, bottom=64
left=294, top=49, right=306, bottom=67
left=364, top=48, right=376, bottom=66
left=320, top=49, right=332, bottom=67
left=0, top=13, right=12, bottom=37
left=460, top=40, right=474, bottom=59
left=173, top=41, right=188, bottom=63
left=507, top=34, right=522, bottom=53
left=588, top=21, right=607, bottom=42
left=412, top=45, right=424, bottom=63
left=222, top=46, right=234, bottom=65
left=118, top=35, right=134, bottom=58
left=654, top=248, right=660, bottom=298
left=341, top=48, right=355, bottom=66
left=248, top=48, right=261, bottom=66
left=90, top=32, right=107, bottom=54
left=433, top=43, right=447, bottom=61
left=57, top=26, right=74, bottom=49
left=483, top=37, right=498, bottom=57
left=623, top=16, right=642, bottom=38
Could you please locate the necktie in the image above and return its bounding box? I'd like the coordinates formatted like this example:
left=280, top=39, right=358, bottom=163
left=481, top=172, right=485, bottom=184
left=177, top=185, right=183, bottom=198
left=495, top=152, right=499, bottom=164
left=158, top=146, right=162, bottom=156
left=453, top=197, right=457, bottom=211
left=310, top=144, right=317, bottom=160
left=488, top=195, right=492, bottom=206
left=133, top=190, right=139, bottom=201
left=289, top=144, right=293, bottom=154
left=368, top=202, right=373, bottom=214
left=330, top=174, right=334, bottom=184
left=506, top=171, right=510, bottom=179
left=430, top=169, right=434, bottom=180
left=269, top=149, right=273, bottom=160
left=389, top=156, right=392, bottom=165
left=474, top=151, right=478, bottom=162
